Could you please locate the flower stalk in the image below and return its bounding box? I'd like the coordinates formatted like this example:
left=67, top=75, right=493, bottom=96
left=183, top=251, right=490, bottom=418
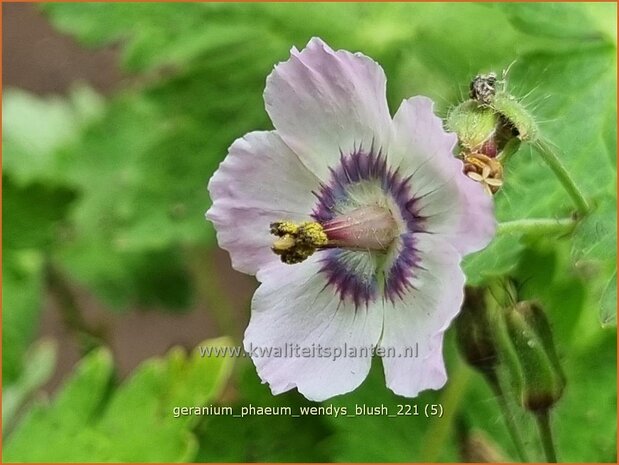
left=497, top=217, right=577, bottom=237
left=535, top=409, right=558, bottom=463
left=490, top=375, right=530, bottom=462
left=455, top=286, right=529, bottom=461
left=533, top=138, right=591, bottom=217
left=502, top=301, right=565, bottom=462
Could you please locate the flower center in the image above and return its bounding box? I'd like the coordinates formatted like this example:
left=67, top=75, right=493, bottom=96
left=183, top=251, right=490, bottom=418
left=270, top=206, right=398, bottom=265
left=270, top=149, right=424, bottom=305
left=322, top=205, right=398, bottom=250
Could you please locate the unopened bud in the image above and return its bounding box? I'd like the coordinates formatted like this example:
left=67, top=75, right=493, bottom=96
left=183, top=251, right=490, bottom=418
left=446, top=100, right=499, bottom=155
left=504, top=301, right=565, bottom=412
left=491, top=91, right=539, bottom=143
left=456, top=287, right=499, bottom=376
left=447, top=73, right=540, bottom=165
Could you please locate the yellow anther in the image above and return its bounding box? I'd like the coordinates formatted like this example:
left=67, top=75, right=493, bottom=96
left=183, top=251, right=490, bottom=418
left=270, top=221, right=328, bottom=264
left=270, top=221, right=298, bottom=236
left=297, top=222, right=328, bottom=247
left=272, top=235, right=295, bottom=252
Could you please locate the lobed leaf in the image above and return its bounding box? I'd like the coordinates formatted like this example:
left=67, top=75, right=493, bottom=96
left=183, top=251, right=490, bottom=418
left=3, top=338, right=234, bottom=462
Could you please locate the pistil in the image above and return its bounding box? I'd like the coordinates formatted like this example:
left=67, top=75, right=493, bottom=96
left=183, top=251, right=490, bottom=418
left=271, top=206, right=399, bottom=264
left=322, top=205, right=399, bottom=251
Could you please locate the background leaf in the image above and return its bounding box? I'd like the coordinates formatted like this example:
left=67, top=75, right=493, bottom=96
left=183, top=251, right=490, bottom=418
left=3, top=338, right=234, bottom=463
left=2, top=340, right=57, bottom=435
left=196, top=361, right=331, bottom=462
left=2, top=251, right=45, bottom=384
left=498, top=3, right=617, bottom=42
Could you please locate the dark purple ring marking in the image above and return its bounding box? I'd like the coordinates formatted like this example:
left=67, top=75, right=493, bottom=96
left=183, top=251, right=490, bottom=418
left=311, top=146, right=424, bottom=307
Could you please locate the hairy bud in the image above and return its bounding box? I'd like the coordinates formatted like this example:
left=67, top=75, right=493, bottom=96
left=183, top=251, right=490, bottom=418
left=491, top=92, right=539, bottom=143
left=503, top=301, right=566, bottom=412
left=446, top=100, right=499, bottom=156
left=455, top=287, right=500, bottom=376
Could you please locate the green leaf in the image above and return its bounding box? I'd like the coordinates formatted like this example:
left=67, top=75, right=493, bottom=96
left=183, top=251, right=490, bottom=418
left=599, top=270, right=617, bottom=327
left=1, top=175, right=76, bottom=382
left=3, top=176, right=76, bottom=251
left=38, top=39, right=279, bottom=307
left=325, top=357, right=459, bottom=462
left=47, top=75, right=261, bottom=307
left=195, top=361, right=330, bottom=462
left=55, top=58, right=272, bottom=255
left=573, top=194, right=617, bottom=264
left=515, top=45, right=619, bottom=322
left=499, top=3, right=617, bottom=43
left=3, top=347, right=114, bottom=463
left=512, top=241, right=588, bottom=346
left=2, top=87, right=104, bottom=185
left=2, top=251, right=45, bottom=384
left=553, top=332, right=617, bottom=462
left=3, top=338, right=234, bottom=463
left=571, top=194, right=617, bottom=324
left=500, top=45, right=616, bottom=217
left=2, top=340, right=57, bottom=434
left=463, top=233, right=527, bottom=285
left=56, top=243, right=194, bottom=310
left=41, top=3, right=278, bottom=73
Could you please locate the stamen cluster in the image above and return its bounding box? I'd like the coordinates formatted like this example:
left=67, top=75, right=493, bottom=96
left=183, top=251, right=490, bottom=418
left=270, top=221, right=328, bottom=264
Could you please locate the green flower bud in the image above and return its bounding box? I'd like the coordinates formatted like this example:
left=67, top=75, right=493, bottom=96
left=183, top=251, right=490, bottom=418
left=446, top=100, right=499, bottom=154
left=447, top=73, right=541, bottom=165
left=503, top=301, right=566, bottom=412
left=491, top=91, right=539, bottom=143
left=455, top=287, right=499, bottom=376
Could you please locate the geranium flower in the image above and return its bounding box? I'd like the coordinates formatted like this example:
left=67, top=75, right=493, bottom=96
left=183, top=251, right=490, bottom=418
left=207, top=38, right=495, bottom=401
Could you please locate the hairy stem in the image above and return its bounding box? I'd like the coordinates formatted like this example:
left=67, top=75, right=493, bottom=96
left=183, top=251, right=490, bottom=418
left=534, top=138, right=590, bottom=217
left=497, top=217, right=577, bottom=237
left=485, top=371, right=529, bottom=462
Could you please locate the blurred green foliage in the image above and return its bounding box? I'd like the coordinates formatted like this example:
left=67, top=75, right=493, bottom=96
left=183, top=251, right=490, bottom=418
left=2, top=2, right=616, bottom=463
left=3, top=338, right=234, bottom=462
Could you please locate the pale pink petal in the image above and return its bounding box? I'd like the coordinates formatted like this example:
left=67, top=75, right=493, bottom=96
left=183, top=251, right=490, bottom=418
left=245, top=254, right=383, bottom=401
left=207, top=131, right=319, bottom=276
left=264, top=37, right=393, bottom=181
left=391, top=96, right=496, bottom=255
left=380, top=234, right=464, bottom=397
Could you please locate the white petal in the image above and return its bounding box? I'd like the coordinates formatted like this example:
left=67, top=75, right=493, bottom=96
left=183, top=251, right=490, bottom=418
left=391, top=97, right=496, bottom=255
left=380, top=234, right=464, bottom=397
left=207, top=131, right=319, bottom=276
left=245, top=254, right=383, bottom=401
left=264, top=37, right=393, bottom=181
